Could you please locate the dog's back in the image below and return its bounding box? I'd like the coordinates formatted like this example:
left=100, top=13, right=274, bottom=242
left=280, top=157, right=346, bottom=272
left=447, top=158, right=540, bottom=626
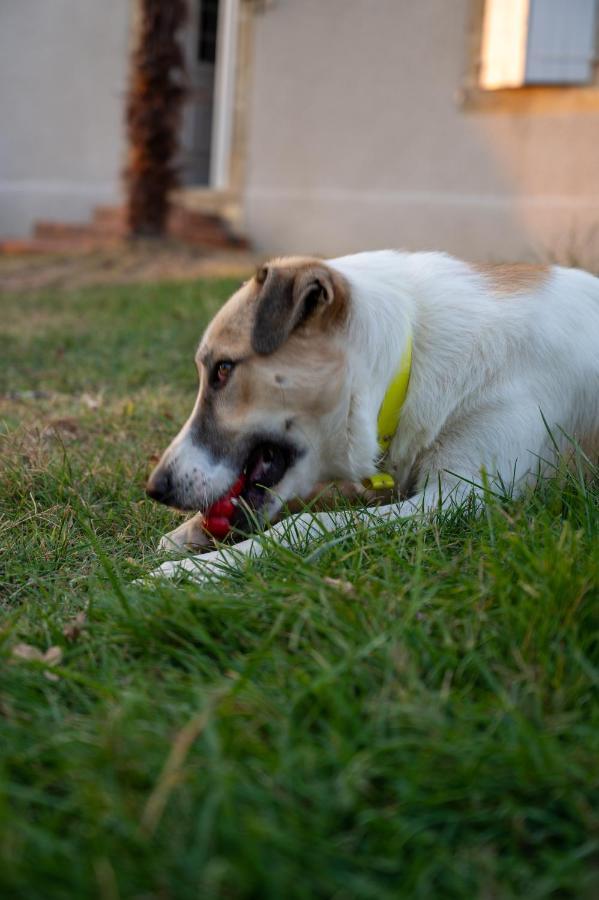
left=329, top=251, right=599, bottom=479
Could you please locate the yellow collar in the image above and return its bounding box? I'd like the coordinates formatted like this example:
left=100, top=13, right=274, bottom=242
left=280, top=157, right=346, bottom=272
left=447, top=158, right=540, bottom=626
left=362, top=334, right=413, bottom=490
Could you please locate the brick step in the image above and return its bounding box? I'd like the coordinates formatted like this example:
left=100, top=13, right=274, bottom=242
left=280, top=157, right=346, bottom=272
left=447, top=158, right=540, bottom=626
left=167, top=206, right=246, bottom=249
left=92, top=205, right=128, bottom=236
left=92, top=205, right=126, bottom=225
left=33, top=221, right=97, bottom=241
left=0, top=236, right=120, bottom=255
left=91, top=203, right=245, bottom=246
left=1, top=197, right=247, bottom=256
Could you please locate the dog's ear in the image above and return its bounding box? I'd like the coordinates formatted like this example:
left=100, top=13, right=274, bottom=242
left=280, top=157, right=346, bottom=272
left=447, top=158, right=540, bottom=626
left=251, top=264, right=336, bottom=355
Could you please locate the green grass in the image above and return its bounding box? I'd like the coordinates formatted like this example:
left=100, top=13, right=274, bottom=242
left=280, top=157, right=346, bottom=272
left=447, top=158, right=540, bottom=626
left=0, top=278, right=598, bottom=900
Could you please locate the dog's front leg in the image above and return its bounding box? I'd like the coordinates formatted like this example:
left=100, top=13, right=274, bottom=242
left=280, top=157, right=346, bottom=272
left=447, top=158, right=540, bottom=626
left=150, top=533, right=266, bottom=583
left=149, top=509, right=352, bottom=582
left=158, top=512, right=212, bottom=553
left=157, top=481, right=373, bottom=555
left=148, top=484, right=470, bottom=584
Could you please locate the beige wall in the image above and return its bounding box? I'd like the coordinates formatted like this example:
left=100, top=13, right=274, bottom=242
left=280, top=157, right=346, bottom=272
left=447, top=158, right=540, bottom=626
left=0, top=0, right=131, bottom=237
left=243, top=0, right=599, bottom=264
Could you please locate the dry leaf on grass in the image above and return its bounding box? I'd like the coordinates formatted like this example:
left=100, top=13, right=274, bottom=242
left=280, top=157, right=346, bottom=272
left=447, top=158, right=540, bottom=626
left=12, top=643, right=46, bottom=662
left=62, top=612, right=87, bottom=642
left=81, top=392, right=103, bottom=410
left=42, top=418, right=80, bottom=442
left=11, top=643, right=63, bottom=681
left=323, top=577, right=356, bottom=596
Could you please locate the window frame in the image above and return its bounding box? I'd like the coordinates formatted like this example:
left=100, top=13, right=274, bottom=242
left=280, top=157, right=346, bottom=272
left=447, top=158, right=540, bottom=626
left=460, top=0, right=599, bottom=112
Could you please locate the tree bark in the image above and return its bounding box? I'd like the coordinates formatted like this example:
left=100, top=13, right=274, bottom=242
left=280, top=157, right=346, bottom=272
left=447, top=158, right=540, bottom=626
left=125, top=0, right=188, bottom=238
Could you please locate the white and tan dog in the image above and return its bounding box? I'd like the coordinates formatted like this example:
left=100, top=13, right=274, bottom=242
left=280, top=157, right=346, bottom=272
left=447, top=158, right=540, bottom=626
left=146, top=250, right=599, bottom=582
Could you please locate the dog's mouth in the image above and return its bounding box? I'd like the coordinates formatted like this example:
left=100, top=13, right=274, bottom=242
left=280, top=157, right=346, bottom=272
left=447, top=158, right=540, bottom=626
left=203, top=439, right=297, bottom=538
left=239, top=440, right=293, bottom=510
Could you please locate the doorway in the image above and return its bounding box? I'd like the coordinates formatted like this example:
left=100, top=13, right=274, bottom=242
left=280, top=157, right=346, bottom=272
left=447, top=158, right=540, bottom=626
left=180, top=0, right=220, bottom=186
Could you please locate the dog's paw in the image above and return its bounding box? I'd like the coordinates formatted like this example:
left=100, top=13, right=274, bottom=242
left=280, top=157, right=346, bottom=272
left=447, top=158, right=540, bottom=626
left=157, top=533, right=181, bottom=553
left=157, top=517, right=212, bottom=553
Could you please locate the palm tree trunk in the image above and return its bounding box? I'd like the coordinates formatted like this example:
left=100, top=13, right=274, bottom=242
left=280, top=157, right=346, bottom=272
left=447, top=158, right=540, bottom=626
left=125, top=0, right=188, bottom=237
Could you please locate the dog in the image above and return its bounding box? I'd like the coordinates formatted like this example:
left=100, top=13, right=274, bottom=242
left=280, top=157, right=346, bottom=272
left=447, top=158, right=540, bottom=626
left=146, top=250, right=599, bottom=582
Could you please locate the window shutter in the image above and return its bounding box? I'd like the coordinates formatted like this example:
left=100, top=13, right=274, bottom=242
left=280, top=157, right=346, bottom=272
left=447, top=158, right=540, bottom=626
left=525, top=0, right=597, bottom=84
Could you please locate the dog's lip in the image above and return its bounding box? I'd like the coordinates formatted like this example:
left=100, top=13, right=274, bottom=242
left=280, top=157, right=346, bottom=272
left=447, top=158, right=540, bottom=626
left=202, top=438, right=298, bottom=535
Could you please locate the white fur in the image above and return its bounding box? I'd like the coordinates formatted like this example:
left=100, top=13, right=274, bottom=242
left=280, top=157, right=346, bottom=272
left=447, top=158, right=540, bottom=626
left=160, top=406, right=238, bottom=509
left=151, top=251, right=599, bottom=583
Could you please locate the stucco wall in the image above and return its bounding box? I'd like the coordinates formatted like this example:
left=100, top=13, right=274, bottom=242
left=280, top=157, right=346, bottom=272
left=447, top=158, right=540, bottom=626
left=0, top=0, right=131, bottom=237
left=243, top=0, right=599, bottom=263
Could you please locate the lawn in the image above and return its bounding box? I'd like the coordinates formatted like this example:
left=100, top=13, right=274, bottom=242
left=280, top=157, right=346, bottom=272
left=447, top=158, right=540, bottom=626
left=0, top=277, right=598, bottom=899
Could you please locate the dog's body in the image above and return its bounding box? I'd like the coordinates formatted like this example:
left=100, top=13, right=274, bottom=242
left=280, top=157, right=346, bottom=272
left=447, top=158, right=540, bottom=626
left=147, top=251, right=599, bottom=582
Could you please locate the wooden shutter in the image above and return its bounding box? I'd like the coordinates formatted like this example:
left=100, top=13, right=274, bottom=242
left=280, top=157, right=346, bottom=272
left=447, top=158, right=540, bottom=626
left=525, top=0, right=597, bottom=83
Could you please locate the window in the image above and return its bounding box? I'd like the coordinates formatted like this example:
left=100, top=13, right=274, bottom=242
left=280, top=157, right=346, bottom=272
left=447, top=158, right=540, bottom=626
left=480, top=0, right=598, bottom=89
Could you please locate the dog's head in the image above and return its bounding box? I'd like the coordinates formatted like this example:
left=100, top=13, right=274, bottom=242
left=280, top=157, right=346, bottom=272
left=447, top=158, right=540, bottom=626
left=146, top=257, right=350, bottom=529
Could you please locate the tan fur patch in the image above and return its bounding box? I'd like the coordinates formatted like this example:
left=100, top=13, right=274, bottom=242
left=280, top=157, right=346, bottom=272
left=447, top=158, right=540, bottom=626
left=229, top=333, right=347, bottom=422
left=194, top=256, right=351, bottom=445
left=200, top=283, right=257, bottom=362
left=200, top=255, right=349, bottom=362
left=474, top=263, right=549, bottom=295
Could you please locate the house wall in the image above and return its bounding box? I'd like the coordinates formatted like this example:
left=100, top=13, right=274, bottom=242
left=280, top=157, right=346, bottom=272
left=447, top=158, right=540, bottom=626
left=243, top=0, right=599, bottom=264
left=0, top=0, right=131, bottom=237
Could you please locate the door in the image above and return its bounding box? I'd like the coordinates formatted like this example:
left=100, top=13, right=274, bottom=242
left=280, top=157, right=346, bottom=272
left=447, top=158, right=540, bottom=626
left=180, top=0, right=220, bottom=186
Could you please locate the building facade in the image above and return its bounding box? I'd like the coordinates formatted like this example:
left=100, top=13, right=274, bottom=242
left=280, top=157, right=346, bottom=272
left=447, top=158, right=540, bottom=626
left=0, top=0, right=131, bottom=237
left=2, top=0, right=599, bottom=265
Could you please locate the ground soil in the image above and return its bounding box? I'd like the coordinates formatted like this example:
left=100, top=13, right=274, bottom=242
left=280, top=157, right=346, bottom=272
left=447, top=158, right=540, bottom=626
left=0, top=241, right=259, bottom=293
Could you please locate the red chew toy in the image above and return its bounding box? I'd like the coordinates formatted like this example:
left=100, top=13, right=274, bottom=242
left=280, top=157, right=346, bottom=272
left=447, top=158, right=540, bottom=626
left=202, top=475, right=245, bottom=539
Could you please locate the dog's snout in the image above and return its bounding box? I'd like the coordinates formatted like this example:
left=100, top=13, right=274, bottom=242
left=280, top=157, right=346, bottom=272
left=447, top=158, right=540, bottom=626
left=146, top=466, right=174, bottom=505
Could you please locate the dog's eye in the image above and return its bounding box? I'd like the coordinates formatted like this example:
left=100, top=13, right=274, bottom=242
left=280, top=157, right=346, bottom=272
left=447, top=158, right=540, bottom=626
left=212, top=360, right=235, bottom=387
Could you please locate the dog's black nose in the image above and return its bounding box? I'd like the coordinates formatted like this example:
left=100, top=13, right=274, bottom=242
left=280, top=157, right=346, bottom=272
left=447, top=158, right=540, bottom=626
left=146, top=467, right=173, bottom=505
